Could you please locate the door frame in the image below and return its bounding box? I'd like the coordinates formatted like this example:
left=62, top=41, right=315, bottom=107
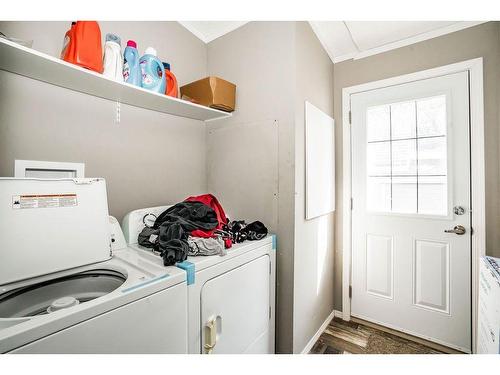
left=341, top=58, right=485, bottom=353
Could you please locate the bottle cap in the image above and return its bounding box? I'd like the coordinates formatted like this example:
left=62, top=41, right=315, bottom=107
left=127, top=40, right=137, bottom=48
left=106, top=33, right=121, bottom=47
left=145, top=47, right=157, bottom=56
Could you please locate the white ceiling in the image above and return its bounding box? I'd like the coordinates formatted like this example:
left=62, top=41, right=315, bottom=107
left=179, top=21, right=486, bottom=63
left=178, top=21, right=249, bottom=43
left=309, top=21, right=485, bottom=63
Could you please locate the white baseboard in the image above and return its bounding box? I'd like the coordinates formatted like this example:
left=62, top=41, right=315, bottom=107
left=300, top=309, right=336, bottom=354
left=333, top=310, right=343, bottom=319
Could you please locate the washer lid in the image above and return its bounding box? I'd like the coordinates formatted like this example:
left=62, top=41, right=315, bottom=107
left=0, top=178, right=112, bottom=286
left=0, top=268, right=126, bottom=318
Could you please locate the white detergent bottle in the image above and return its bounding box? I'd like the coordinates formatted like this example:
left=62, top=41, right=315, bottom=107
left=139, top=47, right=166, bottom=93
left=103, top=33, right=123, bottom=81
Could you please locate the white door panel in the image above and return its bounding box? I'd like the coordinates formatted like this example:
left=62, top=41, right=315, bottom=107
left=414, top=239, right=450, bottom=313
left=200, top=255, right=270, bottom=354
left=366, top=234, right=394, bottom=299
left=351, top=71, right=471, bottom=352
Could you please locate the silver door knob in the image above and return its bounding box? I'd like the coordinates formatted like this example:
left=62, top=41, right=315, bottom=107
left=444, top=225, right=466, bottom=235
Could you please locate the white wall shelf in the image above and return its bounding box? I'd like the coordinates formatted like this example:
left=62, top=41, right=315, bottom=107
left=0, top=38, right=231, bottom=122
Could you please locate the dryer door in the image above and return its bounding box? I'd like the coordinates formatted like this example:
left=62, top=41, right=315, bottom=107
left=201, top=255, right=271, bottom=354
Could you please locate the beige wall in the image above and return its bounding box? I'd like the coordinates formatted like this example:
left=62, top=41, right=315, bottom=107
left=0, top=21, right=208, bottom=221
left=293, top=21, right=335, bottom=353
left=333, top=21, right=500, bottom=310
left=206, top=21, right=297, bottom=353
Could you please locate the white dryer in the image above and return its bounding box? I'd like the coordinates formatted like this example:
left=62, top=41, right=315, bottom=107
left=0, top=179, right=187, bottom=353
left=122, top=205, right=276, bottom=354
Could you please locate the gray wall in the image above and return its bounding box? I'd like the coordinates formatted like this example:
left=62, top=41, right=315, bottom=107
left=293, top=22, right=335, bottom=353
left=333, top=21, right=500, bottom=310
left=0, top=20, right=336, bottom=354
left=7, top=19, right=490, bottom=352
left=206, top=21, right=336, bottom=353
left=206, top=21, right=297, bottom=353
left=0, top=21, right=208, bottom=221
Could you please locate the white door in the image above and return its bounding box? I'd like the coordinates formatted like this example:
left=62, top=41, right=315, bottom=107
left=200, top=255, right=271, bottom=354
left=350, top=71, right=471, bottom=352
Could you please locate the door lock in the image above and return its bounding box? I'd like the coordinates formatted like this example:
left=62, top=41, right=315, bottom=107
left=453, top=206, right=466, bottom=216
left=444, top=225, right=466, bottom=235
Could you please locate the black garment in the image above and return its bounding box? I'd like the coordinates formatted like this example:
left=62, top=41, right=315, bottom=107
left=138, top=226, right=159, bottom=249
left=224, top=220, right=268, bottom=243
left=138, top=201, right=219, bottom=266
left=243, top=221, right=268, bottom=241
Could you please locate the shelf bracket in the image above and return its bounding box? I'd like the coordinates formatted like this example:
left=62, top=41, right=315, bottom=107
left=115, top=101, right=121, bottom=124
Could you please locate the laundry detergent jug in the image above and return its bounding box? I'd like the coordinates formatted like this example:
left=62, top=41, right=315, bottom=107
left=139, top=47, right=166, bottom=93
left=61, top=21, right=103, bottom=73
left=103, top=33, right=123, bottom=81
left=162, top=62, right=179, bottom=98
left=123, top=40, right=141, bottom=86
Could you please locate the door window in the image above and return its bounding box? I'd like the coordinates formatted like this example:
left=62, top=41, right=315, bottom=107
left=366, top=95, right=448, bottom=215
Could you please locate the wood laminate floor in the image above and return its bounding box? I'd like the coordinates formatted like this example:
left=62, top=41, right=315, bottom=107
left=309, top=317, right=446, bottom=354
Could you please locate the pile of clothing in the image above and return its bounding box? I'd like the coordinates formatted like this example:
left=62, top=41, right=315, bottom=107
left=138, top=194, right=268, bottom=266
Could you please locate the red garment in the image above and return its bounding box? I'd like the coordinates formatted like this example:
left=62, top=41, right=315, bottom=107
left=184, top=194, right=232, bottom=248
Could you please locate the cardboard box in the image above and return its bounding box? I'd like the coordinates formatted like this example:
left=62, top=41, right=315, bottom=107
left=180, top=76, right=236, bottom=112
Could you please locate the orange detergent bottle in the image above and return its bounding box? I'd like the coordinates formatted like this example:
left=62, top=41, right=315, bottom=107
left=61, top=21, right=103, bottom=73
left=162, top=62, right=179, bottom=98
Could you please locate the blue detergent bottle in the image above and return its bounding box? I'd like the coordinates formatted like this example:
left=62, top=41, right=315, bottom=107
left=139, top=47, right=166, bottom=93
left=123, top=40, right=141, bottom=86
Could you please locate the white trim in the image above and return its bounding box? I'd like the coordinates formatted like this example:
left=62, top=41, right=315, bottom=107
left=332, top=22, right=486, bottom=64
left=300, top=309, right=336, bottom=354
left=14, top=159, right=85, bottom=178
left=333, top=310, right=344, bottom=319
left=332, top=52, right=359, bottom=64
left=342, top=88, right=352, bottom=322
left=469, top=58, right=486, bottom=356
left=341, top=58, right=485, bottom=353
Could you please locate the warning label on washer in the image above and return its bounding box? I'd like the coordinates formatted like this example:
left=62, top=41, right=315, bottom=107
left=12, top=194, right=78, bottom=209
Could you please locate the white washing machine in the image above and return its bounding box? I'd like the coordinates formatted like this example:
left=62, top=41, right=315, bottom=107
left=478, top=256, right=500, bottom=354
left=0, top=178, right=188, bottom=353
left=122, top=205, right=276, bottom=354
